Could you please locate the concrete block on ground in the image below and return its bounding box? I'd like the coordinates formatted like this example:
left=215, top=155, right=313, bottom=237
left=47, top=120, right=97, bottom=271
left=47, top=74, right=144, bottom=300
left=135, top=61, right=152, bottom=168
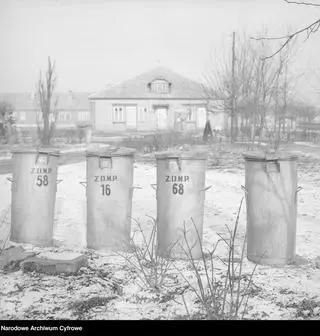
left=0, top=246, right=37, bottom=272
left=21, top=254, right=87, bottom=275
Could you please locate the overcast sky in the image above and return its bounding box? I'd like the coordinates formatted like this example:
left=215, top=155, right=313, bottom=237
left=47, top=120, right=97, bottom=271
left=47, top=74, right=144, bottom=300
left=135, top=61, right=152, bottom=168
left=1, top=0, right=320, bottom=104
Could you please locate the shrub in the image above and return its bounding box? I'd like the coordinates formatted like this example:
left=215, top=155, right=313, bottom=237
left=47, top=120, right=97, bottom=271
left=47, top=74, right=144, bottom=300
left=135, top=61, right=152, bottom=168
left=117, top=217, right=175, bottom=292
left=0, top=205, right=11, bottom=253
left=176, top=198, right=257, bottom=320
left=122, top=131, right=204, bottom=152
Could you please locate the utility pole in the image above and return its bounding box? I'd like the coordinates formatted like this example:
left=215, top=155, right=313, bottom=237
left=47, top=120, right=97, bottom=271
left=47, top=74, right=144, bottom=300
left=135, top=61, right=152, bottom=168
left=231, top=31, right=236, bottom=143
left=283, top=63, right=288, bottom=140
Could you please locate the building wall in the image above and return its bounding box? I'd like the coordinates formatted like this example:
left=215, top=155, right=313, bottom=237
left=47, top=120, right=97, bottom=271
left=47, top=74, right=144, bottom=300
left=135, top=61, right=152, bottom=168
left=14, top=110, right=37, bottom=126
left=92, top=99, right=208, bottom=132
left=14, top=109, right=91, bottom=128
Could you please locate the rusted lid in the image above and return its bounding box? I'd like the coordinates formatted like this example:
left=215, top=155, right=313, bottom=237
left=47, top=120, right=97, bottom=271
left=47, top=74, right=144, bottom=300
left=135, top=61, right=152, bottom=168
left=155, top=150, right=207, bottom=160
left=86, top=146, right=136, bottom=158
left=11, top=146, right=60, bottom=157
left=243, top=150, right=298, bottom=161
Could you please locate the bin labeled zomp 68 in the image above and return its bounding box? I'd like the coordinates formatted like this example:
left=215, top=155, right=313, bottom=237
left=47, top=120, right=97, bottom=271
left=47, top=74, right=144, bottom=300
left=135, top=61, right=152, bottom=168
left=155, top=151, right=208, bottom=260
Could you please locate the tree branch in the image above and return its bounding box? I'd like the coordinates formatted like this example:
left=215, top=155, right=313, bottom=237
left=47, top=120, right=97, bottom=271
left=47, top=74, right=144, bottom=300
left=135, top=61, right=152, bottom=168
left=284, top=0, right=320, bottom=7
left=251, top=17, right=320, bottom=60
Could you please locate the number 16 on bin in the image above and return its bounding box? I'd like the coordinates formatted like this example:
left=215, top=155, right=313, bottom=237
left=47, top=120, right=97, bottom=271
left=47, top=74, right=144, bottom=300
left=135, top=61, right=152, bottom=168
left=101, top=184, right=111, bottom=196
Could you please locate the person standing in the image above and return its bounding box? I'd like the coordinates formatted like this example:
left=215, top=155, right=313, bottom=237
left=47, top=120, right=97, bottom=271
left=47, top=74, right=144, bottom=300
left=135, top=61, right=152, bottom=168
left=203, top=120, right=213, bottom=142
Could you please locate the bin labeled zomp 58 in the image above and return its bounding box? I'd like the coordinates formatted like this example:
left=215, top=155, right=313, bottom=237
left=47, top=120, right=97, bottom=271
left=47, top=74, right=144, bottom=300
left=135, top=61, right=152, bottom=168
left=10, top=148, right=60, bottom=246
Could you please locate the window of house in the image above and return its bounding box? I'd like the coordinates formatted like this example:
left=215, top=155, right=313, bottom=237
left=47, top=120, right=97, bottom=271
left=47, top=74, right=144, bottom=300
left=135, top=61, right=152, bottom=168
left=36, top=111, right=57, bottom=123
left=138, top=107, right=148, bottom=122
left=19, top=111, right=26, bottom=121
left=36, top=111, right=43, bottom=122
left=113, top=106, right=126, bottom=122
left=49, top=113, right=56, bottom=123
left=186, top=106, right=197, bottom=122
left=58, top=111, right=72, bottom=121
left=78, top=111, right=90, bottom=121
left=148, top=79, right=171, bottom=94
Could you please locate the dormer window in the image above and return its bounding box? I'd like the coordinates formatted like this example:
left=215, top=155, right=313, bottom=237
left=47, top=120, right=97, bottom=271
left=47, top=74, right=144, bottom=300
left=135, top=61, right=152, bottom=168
left=148, top=79, right=171, bottom=94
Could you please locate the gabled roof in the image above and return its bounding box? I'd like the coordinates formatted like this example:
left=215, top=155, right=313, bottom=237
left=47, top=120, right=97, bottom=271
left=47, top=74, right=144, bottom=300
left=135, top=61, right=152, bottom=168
left=90, top=66, right=208, bottom=100
left=0, top=92, right=92, bottom=110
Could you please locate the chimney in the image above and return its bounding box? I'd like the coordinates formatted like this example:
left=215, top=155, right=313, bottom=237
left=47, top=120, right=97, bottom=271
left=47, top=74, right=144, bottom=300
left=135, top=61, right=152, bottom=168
left=68, top=89, right=74, bottom=106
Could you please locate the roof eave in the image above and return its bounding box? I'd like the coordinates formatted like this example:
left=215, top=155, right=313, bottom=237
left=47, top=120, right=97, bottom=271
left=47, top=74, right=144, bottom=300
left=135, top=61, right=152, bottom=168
left=89, top=96, right=214, bottom=100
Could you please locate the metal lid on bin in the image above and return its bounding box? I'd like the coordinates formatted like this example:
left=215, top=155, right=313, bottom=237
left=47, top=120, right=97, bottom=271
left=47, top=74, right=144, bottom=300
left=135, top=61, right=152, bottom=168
left=155, top=150, right=208, bottom=160
left=11, top=146, right=60, bottom=156
left=86, top=146, right=136, bottom=158
left=243, top=150, right=298, bottom=161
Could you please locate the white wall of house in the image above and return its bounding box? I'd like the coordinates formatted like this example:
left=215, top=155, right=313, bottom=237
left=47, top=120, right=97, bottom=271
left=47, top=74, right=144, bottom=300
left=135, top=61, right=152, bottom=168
left=13, top=109, right=91, bottom=128
left=91, top=99, right=210, bottom=132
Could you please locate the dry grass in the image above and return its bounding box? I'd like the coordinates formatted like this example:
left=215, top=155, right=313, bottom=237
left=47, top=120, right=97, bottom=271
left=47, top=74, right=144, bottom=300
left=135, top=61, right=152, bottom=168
left=121, top=131, right=204, bottom=152
left=0, top=205, right=11, bottom=253
left=117, top=217, right=176, bottom=292
left=278, top=297, right=320, bottom=320
left=69, top=295, right=117, bottom=319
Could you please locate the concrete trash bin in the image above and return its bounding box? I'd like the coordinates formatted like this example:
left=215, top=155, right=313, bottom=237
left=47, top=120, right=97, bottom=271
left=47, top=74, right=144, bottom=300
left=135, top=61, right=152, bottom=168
left=85, top=147, right=136, bottom=250
left=10, top=147, right=60, bottom=246
left=243, top=151, right=299, bottom=266
left=155, top=150, right=208, bottom=259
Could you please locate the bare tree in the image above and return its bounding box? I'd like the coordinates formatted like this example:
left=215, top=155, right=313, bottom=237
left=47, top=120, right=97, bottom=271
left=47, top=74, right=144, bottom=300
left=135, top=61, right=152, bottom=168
left=0, top=101, right=15, bottom=143
left=35, top=57, right=59, bottom=147
left=203, top=31, right=297, bottom=148
left=259, top=41, right=297, bottom=146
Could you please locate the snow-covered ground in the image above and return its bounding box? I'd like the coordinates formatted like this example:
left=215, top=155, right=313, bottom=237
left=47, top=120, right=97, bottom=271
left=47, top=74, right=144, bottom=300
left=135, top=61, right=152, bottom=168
left=0, top=151, right=320, bottom=320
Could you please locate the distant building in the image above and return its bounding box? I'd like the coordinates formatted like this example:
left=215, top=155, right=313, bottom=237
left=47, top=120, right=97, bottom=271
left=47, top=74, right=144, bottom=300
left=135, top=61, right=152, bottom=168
left=0, top=91, right=92, bottom=129
left=89, top=66, right=222, bottom=133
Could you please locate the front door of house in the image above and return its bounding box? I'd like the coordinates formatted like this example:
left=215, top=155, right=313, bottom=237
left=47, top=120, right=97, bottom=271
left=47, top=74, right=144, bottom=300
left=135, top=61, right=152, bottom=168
left=126, top=105, right=137, bottom=130
left=156, top=107, right=168, bottom=130
left=197, top=107, right=207, bottom=129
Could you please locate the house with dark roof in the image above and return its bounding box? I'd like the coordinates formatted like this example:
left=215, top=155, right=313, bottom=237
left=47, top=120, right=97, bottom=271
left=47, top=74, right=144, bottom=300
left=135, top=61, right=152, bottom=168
left=0, top=91, right=92, bottom=128
left=89, top=66, right=221, bottom=132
